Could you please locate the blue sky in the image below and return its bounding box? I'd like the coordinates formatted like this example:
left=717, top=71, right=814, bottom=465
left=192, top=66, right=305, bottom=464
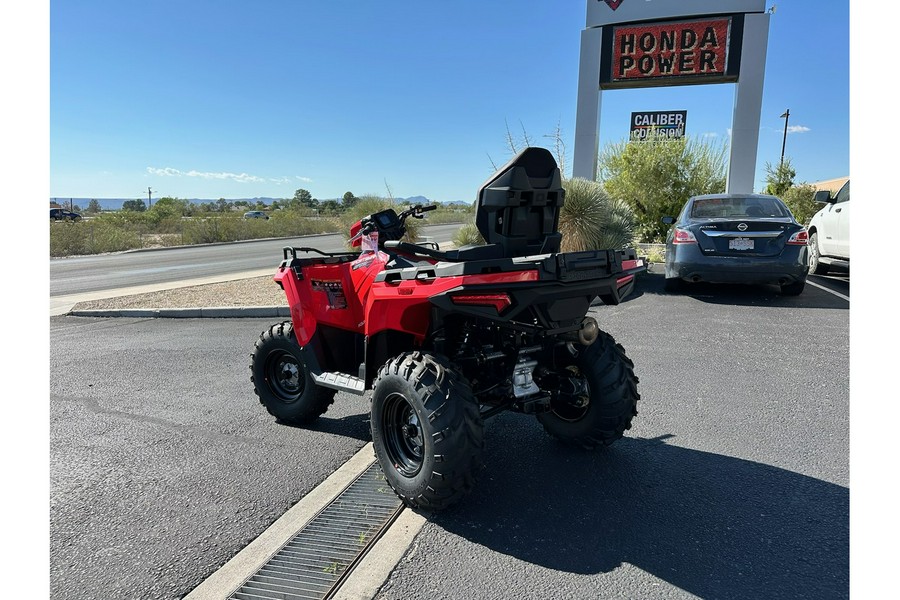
left=46, top=0, right=849, bottom=203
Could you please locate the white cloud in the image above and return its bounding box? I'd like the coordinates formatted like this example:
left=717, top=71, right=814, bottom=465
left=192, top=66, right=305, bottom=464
left=295, top=176, right=313, bottom=183
left=269, top=177, right=293, bottom=184
left=787, top=125, right=811, bottom=134
left=146, top=167, right=265, bottom=183
left=702, top=132, right=719, bottom=138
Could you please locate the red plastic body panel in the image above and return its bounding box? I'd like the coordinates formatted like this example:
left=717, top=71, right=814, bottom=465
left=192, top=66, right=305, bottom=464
left=275, top=252, right=388, bottom=346
left=276, top=252, right=544, bottom=347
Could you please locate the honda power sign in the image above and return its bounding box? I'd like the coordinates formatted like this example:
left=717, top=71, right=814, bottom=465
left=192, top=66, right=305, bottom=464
left=602, top=17, right=739, bottom=88
left=573, top=0, right=769, bottom=193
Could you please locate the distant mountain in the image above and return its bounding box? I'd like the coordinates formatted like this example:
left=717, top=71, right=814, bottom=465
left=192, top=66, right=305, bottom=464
left=397, top=195, right=429, bottom=205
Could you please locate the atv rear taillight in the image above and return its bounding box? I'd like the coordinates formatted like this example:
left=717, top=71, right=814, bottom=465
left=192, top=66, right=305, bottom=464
left=673, top=228, right=697, bottom=244
left=450, top=293, right=512, bottom=313
left=786, top=229, right=809, bottom=245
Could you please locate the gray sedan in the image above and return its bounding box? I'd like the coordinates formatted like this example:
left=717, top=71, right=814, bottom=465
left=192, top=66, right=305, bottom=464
left=661, top=193, right=809, bottom=295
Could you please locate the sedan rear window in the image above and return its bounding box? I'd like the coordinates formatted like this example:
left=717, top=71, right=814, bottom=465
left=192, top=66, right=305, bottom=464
left=690, top=197, right=789, bottom=219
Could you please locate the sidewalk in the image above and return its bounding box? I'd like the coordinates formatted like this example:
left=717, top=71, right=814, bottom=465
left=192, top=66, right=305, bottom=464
left=52, top=269, right=283, bottom=317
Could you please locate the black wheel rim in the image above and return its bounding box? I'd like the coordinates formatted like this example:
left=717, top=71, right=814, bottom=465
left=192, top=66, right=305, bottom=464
left=265, top=350, right=305, bottom=402
left=550, top=366, right=591, bottom=422
left=382, top=392, right=424, bottom=477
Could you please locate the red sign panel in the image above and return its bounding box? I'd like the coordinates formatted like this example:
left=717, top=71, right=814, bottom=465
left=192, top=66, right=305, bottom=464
left=612, top=17, right=732, bottom=84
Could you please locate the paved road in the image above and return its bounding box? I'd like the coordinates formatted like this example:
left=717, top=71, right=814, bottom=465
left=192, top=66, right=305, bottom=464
left=49, top=224, right=463, bottom=296
left=48, top=270, right=849, bottom=599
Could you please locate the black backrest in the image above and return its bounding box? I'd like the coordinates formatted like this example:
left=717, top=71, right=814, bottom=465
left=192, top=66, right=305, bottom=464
left=475, top=147, right=564, bottom=257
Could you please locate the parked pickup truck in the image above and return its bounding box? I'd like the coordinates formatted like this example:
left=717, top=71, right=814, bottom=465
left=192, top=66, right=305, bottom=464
left=807, top=180, right=849, bottom=274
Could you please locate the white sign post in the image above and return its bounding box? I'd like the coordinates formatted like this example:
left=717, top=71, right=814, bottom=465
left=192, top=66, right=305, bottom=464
left=573, top=0, right=769, bottom=194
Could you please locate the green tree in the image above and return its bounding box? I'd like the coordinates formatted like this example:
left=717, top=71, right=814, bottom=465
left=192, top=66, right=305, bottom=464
left=149, top=197, right=191, bottom=220
left=319, top=199, right=341, bottom=214
left=342, top=191, right=358, bottom=208
left=291, top=188, right=318, bottom=210
left=764, top=159, right=796, bottom=197
left=598, top=134, right=727, bottom=242
left=122, top=199, right=147, bottom=212
left=87, top=199, right=102, bottom=214
left=781, top=183, right=819, bottom=225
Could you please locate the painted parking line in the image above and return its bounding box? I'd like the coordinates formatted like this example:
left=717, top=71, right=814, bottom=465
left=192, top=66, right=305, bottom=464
left=807, top=279, right=850, bottom=301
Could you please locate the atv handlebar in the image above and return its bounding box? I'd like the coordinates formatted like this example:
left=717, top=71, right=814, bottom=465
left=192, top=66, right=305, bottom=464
left=351, top=204, right=438, bottom=246
left=398, top=204, right=438, bottom=222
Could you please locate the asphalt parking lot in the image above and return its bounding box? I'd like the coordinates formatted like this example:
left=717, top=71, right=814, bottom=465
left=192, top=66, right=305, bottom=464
left=48, top=269, right=849, bottom=599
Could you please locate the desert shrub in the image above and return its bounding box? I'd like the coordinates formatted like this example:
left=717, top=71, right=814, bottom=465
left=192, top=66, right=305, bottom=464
left=50, top=220, right=142, bottom=256
left=781, top=183, right=820, bottom=226
left=452, top=223, right=486, bottom=247
left=560, top=178, right=637, bottom=252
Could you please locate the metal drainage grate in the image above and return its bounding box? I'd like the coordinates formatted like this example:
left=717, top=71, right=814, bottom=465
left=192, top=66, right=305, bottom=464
left=229, top=462, right=403, bottom=600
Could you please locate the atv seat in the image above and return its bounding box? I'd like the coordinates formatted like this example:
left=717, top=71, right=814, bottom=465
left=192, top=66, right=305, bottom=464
left=475, top=147, right=564, bottom=258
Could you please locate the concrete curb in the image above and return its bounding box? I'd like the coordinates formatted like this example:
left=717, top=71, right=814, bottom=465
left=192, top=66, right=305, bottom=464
left=68, top=306, right=291, bottom=318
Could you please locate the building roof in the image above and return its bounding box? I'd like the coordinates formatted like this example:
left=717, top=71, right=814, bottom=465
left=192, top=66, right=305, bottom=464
left=811, top=176, right=849, bottom=194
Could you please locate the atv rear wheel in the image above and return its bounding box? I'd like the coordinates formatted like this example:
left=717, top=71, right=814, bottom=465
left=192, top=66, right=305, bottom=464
left=538, top=331, right=639, bottom=449
left=371, top=352, right=484, bottom=511
left=250, top=322, right=336, bottom=424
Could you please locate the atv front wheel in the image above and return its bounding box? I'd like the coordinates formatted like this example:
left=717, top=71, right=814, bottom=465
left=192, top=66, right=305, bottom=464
left=250, top=322, right=336, bottom=424
left=538, top=331, right=640, bottom=449
left=371, top=352, right=484, bottom=511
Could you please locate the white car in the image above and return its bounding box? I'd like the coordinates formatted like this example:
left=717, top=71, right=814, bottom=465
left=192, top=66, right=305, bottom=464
left=807, top=180, right=849, bottom=274
left=243, top=210, right=269, bottom=220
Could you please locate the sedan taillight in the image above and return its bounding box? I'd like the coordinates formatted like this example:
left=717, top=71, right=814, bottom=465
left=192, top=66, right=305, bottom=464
left=672, top=228, right=698, bottom=244
left=787, top=229, right=809, bottom=245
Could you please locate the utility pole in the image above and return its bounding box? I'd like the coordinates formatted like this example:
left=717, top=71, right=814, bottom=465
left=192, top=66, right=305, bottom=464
left=147, top=187, right=154, bottom=209
left=779, top=109, right=790, bottom=166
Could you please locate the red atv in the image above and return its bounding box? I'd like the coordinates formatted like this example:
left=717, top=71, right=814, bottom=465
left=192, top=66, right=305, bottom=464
left=251, top=148, right=645, bottom=511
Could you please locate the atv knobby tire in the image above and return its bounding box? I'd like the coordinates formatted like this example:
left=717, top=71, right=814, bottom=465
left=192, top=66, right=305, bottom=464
left=538, top=331, right=639, bottom=449
left=250, top=321, right=336, bottom=424
left=371, top=352, right=484, bottom=511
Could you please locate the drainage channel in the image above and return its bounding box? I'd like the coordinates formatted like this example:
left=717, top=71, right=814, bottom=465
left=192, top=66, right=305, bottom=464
left=228, top=462, right=402, bottom=600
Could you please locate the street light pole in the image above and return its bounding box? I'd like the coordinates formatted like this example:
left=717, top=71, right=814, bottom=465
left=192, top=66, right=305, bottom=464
left=779, top=109, right=790, bottom=166
left=147, top=187, right=154, bottom=209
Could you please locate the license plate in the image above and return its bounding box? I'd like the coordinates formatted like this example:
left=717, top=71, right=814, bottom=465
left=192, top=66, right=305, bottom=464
left=729, top=237, right=754, bottom=251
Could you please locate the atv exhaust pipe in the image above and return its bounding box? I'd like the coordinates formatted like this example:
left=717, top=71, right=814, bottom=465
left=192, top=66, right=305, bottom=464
left=563, top=317, right=599, bottom=346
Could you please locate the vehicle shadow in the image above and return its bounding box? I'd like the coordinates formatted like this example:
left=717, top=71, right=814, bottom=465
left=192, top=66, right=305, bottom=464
left=639, top=268, right=848, bottom=310
left=428, top=421, right=848, bottom=600
left=278, top=412, right=371, bottom=442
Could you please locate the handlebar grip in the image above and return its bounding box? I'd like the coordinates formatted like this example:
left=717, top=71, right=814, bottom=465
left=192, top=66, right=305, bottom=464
left=421, top=204, right=438, bottom=212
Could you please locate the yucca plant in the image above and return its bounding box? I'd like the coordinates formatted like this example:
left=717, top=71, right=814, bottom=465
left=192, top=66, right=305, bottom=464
left=559, top=177, right=637, bottom=252
left=452, top=223, right=486, bottom=248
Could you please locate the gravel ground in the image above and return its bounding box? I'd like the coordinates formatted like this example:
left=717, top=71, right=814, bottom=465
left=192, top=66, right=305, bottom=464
left=70, top=276, right=287, bottom=310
